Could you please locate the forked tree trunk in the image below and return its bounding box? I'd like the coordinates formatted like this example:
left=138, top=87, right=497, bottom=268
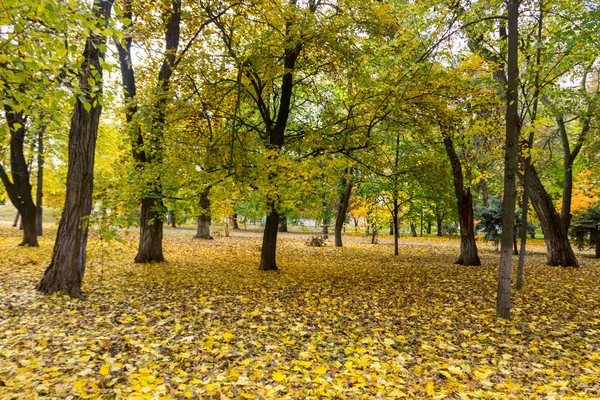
left=526, top=164, right=578, bottom=267
left=37, top=0, right=113, bottom=297
left=335, top=169, right=353, bottom=247
left=259, top=207, right=280, bottom=271
left=443, top=136, right=481, bottom=266
left=195, top=189, right=212, bottom=240
left=135, top=197, right=165, bottom=263
left=0, top=106, right=39, bottom=246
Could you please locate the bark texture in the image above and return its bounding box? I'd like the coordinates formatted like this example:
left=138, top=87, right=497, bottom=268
left=443, top=136, right=481, bottom=265
left=497, top=0, right=520, bottom=320
left=526, top=164, right=578, bottom=267
left=36, top=126, right=45, bottom=236
left=259, top=208, right=280, bottom=270
left=118, top=0, right=181, bottom=263
left=0, top=105, right=39, bottom=246
left=335, top=169, right=353, bottom=247
left=37, top=0, right=113, bottom=297
left=195, top=189, right=213, bottom=240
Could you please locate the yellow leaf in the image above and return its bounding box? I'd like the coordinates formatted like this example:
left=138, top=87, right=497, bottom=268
left=272, top=371, right=286, bottom=382
left=99, top=364, right=110, bottom=377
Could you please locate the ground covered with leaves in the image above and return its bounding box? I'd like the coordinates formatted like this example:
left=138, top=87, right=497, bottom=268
left=0, top=225, right=599, bottom=399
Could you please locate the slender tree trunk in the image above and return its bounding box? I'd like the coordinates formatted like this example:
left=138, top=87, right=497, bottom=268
left=37, top=0, right=113, bottom=297
left=426, top=221, right=432, bottom=234
left=335, top=169, right=353, bottom=247
left=480, top=178, right=489, bottom=207
left=410, top=223, right=417, bottom=237
left=497, top=0, right=519, bottom=319
left=393, top=196, right=399, bottom=256
left=259, top=207, right=280, bottom=271
left=278, top=216, right=288, bottom=232
left=12, top=213, right=19, bottom=228
left=525, top=165, right=578, bottom=266
left=436, top=212, right=444, bottom=236
left=36, top=126, right=45, bottom=236
left=195, top=189, right=212, bottom=240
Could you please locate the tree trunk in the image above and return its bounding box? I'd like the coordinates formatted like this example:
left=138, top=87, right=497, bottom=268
left=135, top=197, right=165, bottom=262
left=498, top=2, right=520, bottom=318
left=443, top=136, right=481, bottom=265
left=232, top=213, right=240, bottom=230
left=335, top=169, right=353, bottom=247
left=393, top=197, right=399, bottom=255
left=480, top=178, right=489, bottom=207
left=278, top=216, right=288, bottom=232
left=426, top=221, right=432, bottom=234
left=456, top=189, right=481, bottom=265
left=12, top=213, right=19, bottom=228
left=436, top=212, right=444, bottom=236
left=410, top=223, right=417, bottom=237
left=118, top=0, right=180, bottom=264
left=259, top=207, right=279, bottom=271
left=195, top=189, right=212, bottom=240
left=0, top=105, right=39, bottom=247
left=36, top=126, right=45, bottom=236
left=526, top=164, right=578, bottom=267
left=168, top=210, right=176, bottom=228
left=37, top=0, right=113, bottom=297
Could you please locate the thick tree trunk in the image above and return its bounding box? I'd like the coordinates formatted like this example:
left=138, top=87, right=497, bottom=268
left=195, top=189, right=212, bottom=240
left=259, top=207, right=279, bottom=271
left=455, top=189, right=481, bottom=265
left=278, top=216, right=288, bottom=232
left=526, top=164, right=578, bottom=267
left=426, top=221, right=432, bottom=234
left=37, top=0, right=113, bottom=297
left=36, top=126, right=45, bottom=236
left=335, top=169, right=353, bottom=247
left=443, top=136, right=481, bottom=266
left=135, top=197, right=165, bottom=263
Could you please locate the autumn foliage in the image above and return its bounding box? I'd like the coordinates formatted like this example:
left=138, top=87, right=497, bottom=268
left=1, top=226, right=599, bottom=399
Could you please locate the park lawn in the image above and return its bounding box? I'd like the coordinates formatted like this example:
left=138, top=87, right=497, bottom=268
left=0, top=225, right=599, bottom=399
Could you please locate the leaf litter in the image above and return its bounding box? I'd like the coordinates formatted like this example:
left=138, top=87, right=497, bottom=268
left=0, top=226, right=599, bottom=399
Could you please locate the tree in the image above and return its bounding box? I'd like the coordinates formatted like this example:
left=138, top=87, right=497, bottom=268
left=37, top=0, right=114, bottom=297
left=117, top=0, right=183, bottom=263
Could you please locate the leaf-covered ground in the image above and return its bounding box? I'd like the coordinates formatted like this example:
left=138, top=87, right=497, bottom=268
left=1, top=224, right=599, bottom=399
